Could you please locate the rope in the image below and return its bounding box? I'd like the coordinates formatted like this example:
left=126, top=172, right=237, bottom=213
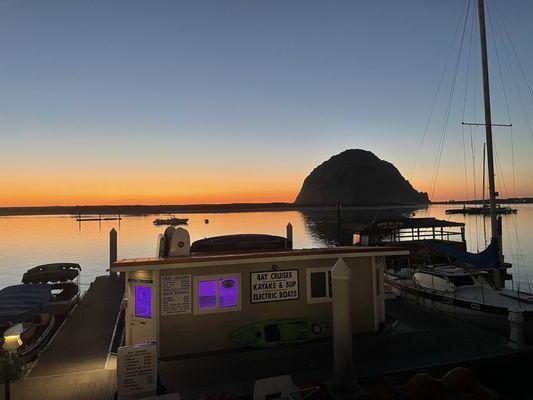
left=487, top=0, right=517, bottom=202
left=487, top=0, right=518, bottom=201
left=429, top=0, right=472, bottom=200
left=409, top=0, right=471, bottom=184
left=490, top=0, right=533, bottom=141
left=494, top=142, right=532, bottom=293
left=469, top=125, right=480, bottom=252
left=492, top=0, right=533, bottom=105
left=488, top=1, right=532, bottom=293
left=461, top=9, right=476, bottom=207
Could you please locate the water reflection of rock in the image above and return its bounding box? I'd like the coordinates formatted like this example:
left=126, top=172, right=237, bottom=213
left=300, top=205, right=428, bottom=245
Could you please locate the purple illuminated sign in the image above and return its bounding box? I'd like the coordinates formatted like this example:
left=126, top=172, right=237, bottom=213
left=198, top=280, right=217, bottom=309
left=219, top=278, right=238, bottom=308
left=135, top=285, right=152, bottom=319
left=197, top=277, right=239, bottom=310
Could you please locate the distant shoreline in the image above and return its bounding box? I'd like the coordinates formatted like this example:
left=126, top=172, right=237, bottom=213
left=0, top=198, right=531, bottom=216
left=0, top=203, right=295, bottom=216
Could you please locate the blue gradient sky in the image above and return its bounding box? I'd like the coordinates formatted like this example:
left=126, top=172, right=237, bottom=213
left=0, top=0, right=532, bottom=206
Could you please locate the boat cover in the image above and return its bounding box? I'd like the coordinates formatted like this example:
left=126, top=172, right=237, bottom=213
left=0, top=284, right=51, bottom=325
left=22, top=263, right=81, bottom=284
left=424, top=240, right=499, bottom=268
left=191, top=234, right=290, bottom=253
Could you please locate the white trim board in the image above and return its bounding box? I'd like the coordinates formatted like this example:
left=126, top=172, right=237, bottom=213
left=111, top=250, right=408, bottom=272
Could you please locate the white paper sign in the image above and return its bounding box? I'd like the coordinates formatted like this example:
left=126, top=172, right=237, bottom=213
left=117, top=342, right=157, bottom=398
left=251, top=269, right=299, bottom=303
left=161, top=274, right=191, bottom=315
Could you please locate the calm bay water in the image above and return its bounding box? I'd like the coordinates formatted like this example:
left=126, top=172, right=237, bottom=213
left=0, top=204, right=532, bottom=290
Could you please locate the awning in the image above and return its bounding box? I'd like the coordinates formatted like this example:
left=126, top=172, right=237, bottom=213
left=0, top=284, right=51, bottom=325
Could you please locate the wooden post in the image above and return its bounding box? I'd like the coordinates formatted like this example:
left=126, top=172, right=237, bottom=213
left=332, top=258, right=354, bottom=393
left=110, top=228, right=117, bottom=278
left=286, top=223, right=293, bottom=249
left=508, top=308, right=525, bottom=349
left=337, top=203, right=342, bottom=244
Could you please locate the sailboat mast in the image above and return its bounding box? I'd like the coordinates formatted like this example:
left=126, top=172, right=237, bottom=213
left=482, top=142, right=486, bottom=207
left=477, top=0, right=501, bottom=286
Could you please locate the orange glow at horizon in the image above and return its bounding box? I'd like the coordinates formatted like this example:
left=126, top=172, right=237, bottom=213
left=0, top=171, right=301, bottom=207
left=2, top=168, right=531, bottom=207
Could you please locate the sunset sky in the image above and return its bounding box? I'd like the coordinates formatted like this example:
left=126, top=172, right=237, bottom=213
left=1, top=0, right=532, bottom=207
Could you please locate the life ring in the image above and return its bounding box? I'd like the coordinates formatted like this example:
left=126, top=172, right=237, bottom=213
left=310, top=323, right=322, bottom=335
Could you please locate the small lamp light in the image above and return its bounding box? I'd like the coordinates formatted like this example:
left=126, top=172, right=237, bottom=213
left=2, top=324, right=23, bottom=352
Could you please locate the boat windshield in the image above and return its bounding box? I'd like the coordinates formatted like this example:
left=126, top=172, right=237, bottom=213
left=448, top=275, right=476, bottom=287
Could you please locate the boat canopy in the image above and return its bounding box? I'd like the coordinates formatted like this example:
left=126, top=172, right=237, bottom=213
left=0, top=284, right=51, bottom=325
left=191, top=234, right=290, bottom=253
left=22, top=263, right=81, bottom=284
left=424, top=240, right=499, bottom=269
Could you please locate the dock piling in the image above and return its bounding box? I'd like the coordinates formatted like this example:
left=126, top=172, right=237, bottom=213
left=110, top=228, right=117, bottom=278
left=331, top=257, right=358, bottom=395
left=508, top=308, right=525, bottom=349
left=286, top=223, right=293, bottom=249
left=336, top=203, right=342, bottom=243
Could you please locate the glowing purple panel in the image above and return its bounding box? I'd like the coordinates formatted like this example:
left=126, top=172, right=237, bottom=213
left=135, top=285, right=152, bottom=319
left=198, top=280, right=217, bottom=309
left=219, top=277, right=238, bottom=308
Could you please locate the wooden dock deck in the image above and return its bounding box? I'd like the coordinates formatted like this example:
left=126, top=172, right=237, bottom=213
left=12, top=275, right=124, bottom=399
left=12, top=369, right=116, bottom=400
left=158, top=299, right=533, bottom=399
left=9, top=291, right=533, bottom=399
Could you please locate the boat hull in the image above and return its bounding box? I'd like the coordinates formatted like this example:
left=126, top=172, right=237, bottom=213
left=386, top=277, right=533, bottom=340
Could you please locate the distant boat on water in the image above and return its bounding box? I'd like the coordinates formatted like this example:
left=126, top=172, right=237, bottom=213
left=153, top=216, right=189, bottom=226
left=445, top=205, right=517, bottom=215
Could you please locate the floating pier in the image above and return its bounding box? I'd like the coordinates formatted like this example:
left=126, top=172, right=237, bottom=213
left=9, top=286, right=533, bottom=399
left=154, top=299, right=533, bottom=399
left=11, top=276, right=124, bottom=399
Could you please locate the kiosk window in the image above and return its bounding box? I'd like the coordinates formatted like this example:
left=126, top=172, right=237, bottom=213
left=306, top=268, right=333, bottom=303
left=195, top=274, right=241, bottom=314
left=198, top=280, right=217, bottom=309
left=135, top=285, right=152, bottom=318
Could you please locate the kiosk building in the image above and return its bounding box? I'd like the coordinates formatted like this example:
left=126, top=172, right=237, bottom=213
left=111, top=228, right=407, bottom=359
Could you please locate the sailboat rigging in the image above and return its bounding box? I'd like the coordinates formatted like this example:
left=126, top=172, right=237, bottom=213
left=372, top=0, right=533, bottom=340
left=446, top=1, right=517, bottom=217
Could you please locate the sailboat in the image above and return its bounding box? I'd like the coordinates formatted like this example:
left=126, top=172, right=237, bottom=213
left=385, top=0, right=533, bottom=339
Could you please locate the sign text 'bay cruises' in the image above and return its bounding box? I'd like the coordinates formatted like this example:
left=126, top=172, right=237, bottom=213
left=251, top=269, right=299, bottom=303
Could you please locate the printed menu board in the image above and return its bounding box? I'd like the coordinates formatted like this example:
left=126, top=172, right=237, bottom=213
left=161, top=274, right=191, bottom=315
left=117, top=342, right=157, bottom=397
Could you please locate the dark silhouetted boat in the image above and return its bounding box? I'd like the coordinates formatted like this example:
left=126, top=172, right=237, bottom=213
left=445, top=205, right=517, bottom=215
left=153, top=217, right=189, bottom=226
left=0, top=284, right=56, bottom=362
left=22, top=263, right=81, bottom=316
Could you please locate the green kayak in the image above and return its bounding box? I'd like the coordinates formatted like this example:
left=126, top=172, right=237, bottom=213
left=230, top=318, right=329, bottom=348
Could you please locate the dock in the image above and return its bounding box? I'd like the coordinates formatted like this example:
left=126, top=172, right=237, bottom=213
left=156, top=299, right=533, bottom=398
left=9, top=292, right=533, bottom=399
left=12, top=276, right=124, bottom=400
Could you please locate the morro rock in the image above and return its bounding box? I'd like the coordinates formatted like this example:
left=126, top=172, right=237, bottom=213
left=294, top=149, right=429, bottom=206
